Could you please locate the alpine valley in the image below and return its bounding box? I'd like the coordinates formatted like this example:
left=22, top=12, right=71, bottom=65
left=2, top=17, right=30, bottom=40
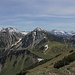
left=0, top=27, right=75, bottom=75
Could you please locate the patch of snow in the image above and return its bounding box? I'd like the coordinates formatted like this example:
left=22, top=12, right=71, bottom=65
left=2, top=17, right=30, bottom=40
left=7, top=27, right=20, bottom=33
left=21, top=31, right=28, bottom=35
left=37, top=58, right=44, bottom=62
left=33, top=31, right=36, bottom=36
left=44, top=44, right=48, bottom=51
left=36, top=27, right=43, bottom=31
left=33, top=32, right=37, bottom=41
left=11, top=38, right=22, bottom=47
left=34, top=27, right=44, bottom=31
left=44, top=36, right=46, bottom=38
left=0, top=27, right=21, bottom=33
left=7, top=38, right=22, bottom=55
left=0, top=27, right=3, bottom=31
left=59, top=31, right=65, bottom=34
left=44, top=44, right=48, bottom=54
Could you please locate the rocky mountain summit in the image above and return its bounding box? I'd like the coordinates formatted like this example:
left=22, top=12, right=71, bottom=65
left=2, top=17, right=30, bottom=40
left=22, top=27, right=48, bottom=48
left=0, top=27, right=23, bottom=48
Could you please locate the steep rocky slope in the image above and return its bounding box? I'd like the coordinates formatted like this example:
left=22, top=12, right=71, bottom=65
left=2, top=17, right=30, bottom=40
left=0, top=27, right=23, bottom=49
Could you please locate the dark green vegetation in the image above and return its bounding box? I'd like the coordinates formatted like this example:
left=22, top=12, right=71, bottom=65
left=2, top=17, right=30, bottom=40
left=54, top=52, right=75, bottom=69
left=0, top=50, right=38, bottom=75
left=25, top=46, right=75, bottom=75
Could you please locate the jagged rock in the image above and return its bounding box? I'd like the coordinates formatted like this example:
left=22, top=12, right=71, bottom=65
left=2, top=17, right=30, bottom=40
left=0, top=27, right=23, bottom=49
left=22, top=28, right=48, bottom=48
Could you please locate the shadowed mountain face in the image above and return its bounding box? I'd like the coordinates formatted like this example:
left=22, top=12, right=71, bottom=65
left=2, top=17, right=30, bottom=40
left=64, top=35, right=75, bottom=46
left=22, top=28, right=48, bottom=48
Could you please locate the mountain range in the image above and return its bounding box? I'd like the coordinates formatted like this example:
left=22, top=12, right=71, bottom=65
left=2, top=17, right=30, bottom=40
left=50, top=29, right=75, bottom=37
left=0, top=27, right=75, bottom=75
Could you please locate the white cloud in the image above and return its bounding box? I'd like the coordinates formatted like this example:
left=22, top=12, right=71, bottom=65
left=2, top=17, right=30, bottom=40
left=13, top=14, right=75, bottom=18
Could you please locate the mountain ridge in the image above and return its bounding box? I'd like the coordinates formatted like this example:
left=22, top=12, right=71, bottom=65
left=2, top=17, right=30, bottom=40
left=0, top=27, right=75, bottom=75
left=50, top=29, right=75, bottom=37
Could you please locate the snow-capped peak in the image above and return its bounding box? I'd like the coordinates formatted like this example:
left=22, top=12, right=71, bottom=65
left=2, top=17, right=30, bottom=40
left=34, top=27, right=44, bottom=31
left=21, top=31, right=29, bottom=35
left=50, top=29, right=75, bottom=37
left=0, top=27, right=20, bottom=33
left=0, top=27, right=29, bottom=35
left=52, top=29, right=66, bottom=34
left=7, top=27, right=20, bottom=33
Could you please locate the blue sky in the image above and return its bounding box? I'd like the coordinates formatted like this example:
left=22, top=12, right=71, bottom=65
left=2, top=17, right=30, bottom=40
left=0, top=0, right=75, bottom=31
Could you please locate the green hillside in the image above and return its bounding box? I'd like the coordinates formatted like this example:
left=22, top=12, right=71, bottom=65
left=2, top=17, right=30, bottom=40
left=28, top=41, right=70, bottom=59
left=25, top=46, right=75, bottom=75
left=20, top=41, right=75, bottom=75
left=0, top=50, right=38, bottom=75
